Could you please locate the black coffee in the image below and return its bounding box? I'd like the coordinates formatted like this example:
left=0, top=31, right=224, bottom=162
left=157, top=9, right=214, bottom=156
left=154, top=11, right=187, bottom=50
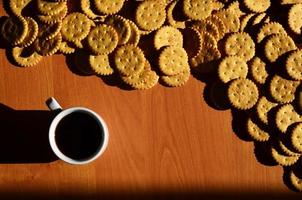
left=55, top=111, right=103, bottom=160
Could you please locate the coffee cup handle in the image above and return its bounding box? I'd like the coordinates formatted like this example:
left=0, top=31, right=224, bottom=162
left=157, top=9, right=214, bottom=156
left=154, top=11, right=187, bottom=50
left=46, top=97, right=62, bottom=111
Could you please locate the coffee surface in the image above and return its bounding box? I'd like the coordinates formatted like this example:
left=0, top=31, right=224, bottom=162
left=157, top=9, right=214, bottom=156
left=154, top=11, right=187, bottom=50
left=55, top=111, right=103, bottom=160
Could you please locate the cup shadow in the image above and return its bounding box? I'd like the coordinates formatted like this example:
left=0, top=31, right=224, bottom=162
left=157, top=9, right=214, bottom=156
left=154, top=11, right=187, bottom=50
left=0, top=103, right=58, bottom=163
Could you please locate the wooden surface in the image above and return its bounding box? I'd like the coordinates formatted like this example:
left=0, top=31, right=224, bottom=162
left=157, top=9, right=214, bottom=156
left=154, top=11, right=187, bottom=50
left=0, top=3, right=301, bottom=200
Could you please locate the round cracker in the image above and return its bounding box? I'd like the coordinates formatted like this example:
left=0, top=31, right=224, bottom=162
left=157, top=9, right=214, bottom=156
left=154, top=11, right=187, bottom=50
left=290, top=123, right=302, bottom=153
left=161, top=69, right=191, bottom=87
left=247, top=118, right=270, bottom=142
left=94, top=0, right=124, bottom=15
left=256, top=96, right=278, bottom=125
left=34, top=33, right=62, bottom=56
left=20, top=17, right=39, bottom=47
left=105, top=15, right=131, bottom=45
left=218, top=56, right=248, bottom=83
left=167, top=0, right=186, bottom=29
left=227, top=78, right=259, bottom=110
left=38, top=6, right=68, bottom=24
left=159, top=46, right=189, bottom=76
left=271, top=146, right=299, bottom=166
left=154, top=26, right=183, bottom=50
left=12, top=47, right=43, bottom=67
left=288, top=3, right=302, bottom=34
left=264, top=34, right=296, bottom=63
left=243, top=0, right=271, bottom=13
left=126, top=19, right=141, bottom=46
left=249, top=56, right=268, bottom=84
left=89, top=54, right=114, bottom=75
left=37, top=0, right=67, bottom=16
left=290, top=171, right=302, bottom=192
left=257, top=22, right=287, bottom=43
left=87, top=24, right=118, bottom=55
left=192, top=20, right=220, bottom=41
left=183, top=0, right=213, bottom=20
left=224, top=32, right=255, bottom=61
left=275, top=104, right=302, bottom=133
left=213, top=9, right=240, bottom=33
left=1, top=16, right=28, bottom=46
left=135, top=0, right=166, bottom=31
left=286, top=50, right=302, bottom=80
left=9, top=0, right=32, bottom=16
left=114, top=44, right=146, bottom=76
left=269, top=75, right=299, bottom=104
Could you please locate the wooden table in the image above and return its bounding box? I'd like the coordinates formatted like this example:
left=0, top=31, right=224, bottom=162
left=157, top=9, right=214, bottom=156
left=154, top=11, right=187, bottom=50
left=0, top=2, right=301, bottom=200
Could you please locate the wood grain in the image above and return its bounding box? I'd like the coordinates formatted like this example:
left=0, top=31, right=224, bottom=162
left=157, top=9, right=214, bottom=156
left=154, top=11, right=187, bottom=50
left=0, top=2, right=301, bottom=200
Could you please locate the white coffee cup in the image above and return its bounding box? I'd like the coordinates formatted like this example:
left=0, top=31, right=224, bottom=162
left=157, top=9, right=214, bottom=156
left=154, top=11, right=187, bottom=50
left=46, top=97, right=109, bottom=165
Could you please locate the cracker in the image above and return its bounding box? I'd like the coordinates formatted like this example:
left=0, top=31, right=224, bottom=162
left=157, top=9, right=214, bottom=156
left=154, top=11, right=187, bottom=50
left=256, top=22, right=287, bottom=43
left=34, top=33, right=62, bottom=56
left=224, top=32, right=255, bottom=61
left=12, top=47, right=43, bottom=67
left=240, top=13, right=255, bottom=32
left=161, top=69, right=190, bottom=87
left=271, top=146, right=299, bottom=166
left=227, top=1, right=245, bottom=17
left=20, top=17, right=38, bottom=48
left=114, top=44, right=145, bottom=76
left=247, top=118, right=270, bottom=142
left=243, top=0, right=270, bottom=13
left=38, top=5, right=68, bottom=24
left=135, top=0, right=166, bottom=31
left=81, top=0, right=103, bottom=19
left=121, top=61, right=159, bottom=90
left=275, top=104, right=302, bottom=133
left=249, top=56, right=268, bottom=84
left=290, top=123, right=302, bottom=153
left=89, top=54, right=114, bottom=75
left=94, top=0, right=124, bottom=15
left=227, top=78, right=259, bottom=110
left=38, top=22, right=62, bottom=41
left=288, top=3, right=302, bottom=34
left=190, top=45, right=221, bottom=72
left=264, top=34, right=296, bottom=62
left=256, top=96, right=278, bottom=125
left=167, top=0, right=186, bottom=29
left=61, top=12, right=92, bottom=43
left=37, top=0, right=67, bottom=16
left=212, top=0, right=224, bottom=11
left=87, top=24, right=118, bottom=55
left=105, top=15, right=131, bottom=45
left=154, top=26, right=183, bottom=50
left=218, top=56, right=248, bottom=83
left=251, top=13, right=267, bottom=26
left=286, top=50, right=302, bottom=80
left=59, top=41, right=76, bottom=54
left=290, top=171, right=302, bottom=192
left=269, top=75, right=299, bottom=104
left=182, top=28, right=203, bottom=59
left=159, top=46, right=189, bottom=76
left=213, top=9, right=240, bottom=33
left=126, top=20, right=141, bottom=46
left=192, top=20, right=220, bottom=41
left=9, top=0, right=32, bottom=16
left=1, top=16, right=28, bottom=46
left=183, top=0, right=213, bottom=20
left=206, top=15, right=226, bottom=40
left=281, top=0, right=302, bottom=4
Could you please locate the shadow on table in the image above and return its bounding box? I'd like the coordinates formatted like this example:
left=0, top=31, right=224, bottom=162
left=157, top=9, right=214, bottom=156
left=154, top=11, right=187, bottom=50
left=0, top=190, right=301, bottom=200
left=0, top=103, right=58, bottom=163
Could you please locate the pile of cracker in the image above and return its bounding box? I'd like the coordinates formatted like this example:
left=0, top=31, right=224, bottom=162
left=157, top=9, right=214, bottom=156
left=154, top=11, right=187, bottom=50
left=1, top=0, right=302, bottom=191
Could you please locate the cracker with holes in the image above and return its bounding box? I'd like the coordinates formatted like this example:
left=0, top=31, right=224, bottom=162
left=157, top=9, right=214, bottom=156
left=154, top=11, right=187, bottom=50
left=290, top=171, right=302, bottom=192
left=269, top=75, right=299, bottom=104
left=290, top=123, right=302, bottom=153
left=286, top=50, right=302, bottom=80
left=89, top=54, right=114, bottom=75
left=271, top=146, right=300, bottom=166
left=12, top=47, right=43, bottom=67
left=288, top=3, right=302, bottom=34
left=213, top=9, right=240, bottom=33
left=37, top=0, right=67, bottom=16
left=192, top=20, right=220, bottom=41
left=87, top=24, right=118, bottom=55
left=256, top=96, right=278, bottom=125
left=114, top=45, right=146, bottom=76
left=256, top=22, right=287, bottom=43
left=9, top=0, right=32, bottom=16
left=275, top=104, right=302, bottom=133
left=1, top=16, right=28, bottom=46
left=34, top=33, right=62, bottom=56
left=135, top=0, right=166, bottom=31
left=227, top=78, right=259, bottom=110
left=264, top=34, right=296, bottom=62
left=162, top=69, right=191, bottom=87
left=224, top=32, right=255, bottom=61
left=94, top=0, right=124, bottom=15
left=126, top=19, right=141, bottom=46
left=243, top=0, right=271, bottom=13
left=159, top=46, right=189, bottom=76
left=218, top=56, right=248, bottom=83
left=249, top=57, right=268, bottom=84
left=38, top=5, right=68, bottom=24
left=167, top=0, right=186, bottom=29
left=105, top=15, right=131, bottom=45
left=61, top=12, right=92, bottom=44
left=247, top=118, right=270, bottom=142
left=183, top=0, right=213, bottom=20
left=154, top=26, right=183, bottom=50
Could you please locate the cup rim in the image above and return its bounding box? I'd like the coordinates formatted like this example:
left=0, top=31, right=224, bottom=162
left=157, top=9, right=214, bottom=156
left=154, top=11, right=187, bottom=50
left=49, top=107, right=109, bottom=165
